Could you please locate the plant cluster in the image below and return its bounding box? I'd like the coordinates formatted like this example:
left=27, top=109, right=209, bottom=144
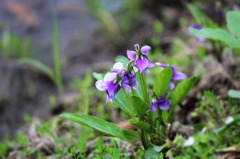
left=61, top=44, right=197, bottom=158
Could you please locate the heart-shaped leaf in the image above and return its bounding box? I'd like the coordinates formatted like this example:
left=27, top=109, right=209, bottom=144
left=171, top=77, right=198, bottom=106
left=153, top=67, right=173, bottom=98
left=227, top=11, right=240, bottom=38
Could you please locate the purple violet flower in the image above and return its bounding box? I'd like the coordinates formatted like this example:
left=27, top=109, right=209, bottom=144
left=157, top=63, right=187, bottom=90
left=96, top=72, right=121, bottom=103
left=112, top=62, right=139, bottom=92
left=111, top=62, right=125, bottom=75
left=189, top=24, right=207, bottom=42
left=151, top=94, right=171, bottom=111
left=127, top=44, right=155, bottom=73
left=96, top=62, right=139, bottom=103
left=122, top=72, right=139, bottom=92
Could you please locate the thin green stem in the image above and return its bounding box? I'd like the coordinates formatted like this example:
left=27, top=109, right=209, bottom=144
left=142, top=73, right=150, bottom=104
left=123, top=88, right=134, bottom=115
left=131, top=86, right=136, bottom=96
left=151, top=126, right=166, bottom=141
left=84, top=90, right=90, bottom=115
left=140, top=129, right=148, bottom=149
left=139, top=73, right=154, bottom=136
left=139, top=73, right=148, bottom=102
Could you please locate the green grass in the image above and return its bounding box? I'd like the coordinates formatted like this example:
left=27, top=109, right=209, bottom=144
left=53, top=6, right=64, bottom=92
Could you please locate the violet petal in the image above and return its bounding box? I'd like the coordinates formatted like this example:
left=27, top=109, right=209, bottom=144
left=136, top=56, right=149, bottom=73
left=159, top=100, right=171, bottom=110
left=106, top=82, right=121, bottom=103
left=123, top=84, right=131, bottom=92
left=95, top=80, right=108, bottom=91
left=111, top=62, right=123, bottom=73
left=148, top=61, right=155, bottom=68
left=104, top=72, right=117, bottom=82
left=173, top=71, right=187, bottom=81
left=127, top=50, right=137, bottom=60
left=151, top=101, right=158, bottom=111
left=141, top=45, right=151, bottom=55
left=170, top=82, right=175, bottom=90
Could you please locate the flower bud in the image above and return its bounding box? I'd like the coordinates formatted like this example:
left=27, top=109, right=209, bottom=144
left=134, top=44, right=140, bottom=51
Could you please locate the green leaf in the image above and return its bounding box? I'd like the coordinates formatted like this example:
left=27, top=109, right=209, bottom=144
left=19, top=58, right=55, bottom=82
left=153, top=67, right=173, bottom=98
left=171, top=77, right=198, bottom=106
left=131, top=96, right=149, bottom=117
left=114, top=89, right=132, bottom=115
left=189, top=28, right=240, bottom=49
left=123, top=130, right=140, bottom=141
left=227, top=11, right=240, bottom=38
left=153, top=144, right=166, bottom=152
left=129, top=120, right=150, bottom=133
left=161, top=110, right=169, bottom=124
left=228, top=90, right=240, bottom=98
left=145, top=148, right=160, bottom=159
left=115, top=56, right=129, bottom=66
left=60, top=113, right=128, bottom=140
left=187, top=4, right=217, bottom=27
left=93, top=72, right=104, bottom=80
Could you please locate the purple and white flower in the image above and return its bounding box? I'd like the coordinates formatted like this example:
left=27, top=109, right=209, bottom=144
left=184, top=136, right=195, bottom=147
left=151, top=94, right=171, bottom=111
left=96, top=62, right=139, bottom=103
left=122, top=72, right=139, bottom=92
left=189, top=24, right=207, bottom=42
left=157, top=63, right=187, bottom=90
left=112, top=62, right=139, bottom=92
left=111, top=62, right=124, bottom=75
left=127, top=44, right=155, bottom=73
left=96, top=72, right=121, bottom=103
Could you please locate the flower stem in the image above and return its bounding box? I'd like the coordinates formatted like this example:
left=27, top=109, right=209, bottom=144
left=123, top=88, right=134, bottom=115
left=140, top=129, right=148, bottom=150
left=139, top=73, right=149, bottom=103
left=139, top=73, right=154, bottom=135
left=131, top=86, right=136, bottom=96
left=144, top=74, right=151, bottom=103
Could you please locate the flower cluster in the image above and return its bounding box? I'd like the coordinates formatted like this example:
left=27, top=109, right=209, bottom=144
left=95, top=44, right=187, bottom=111
left=96, top=62, right=138, bottom=103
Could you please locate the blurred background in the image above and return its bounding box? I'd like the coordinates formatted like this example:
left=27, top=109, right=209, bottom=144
left=0, top=0, right=239, bottom=153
